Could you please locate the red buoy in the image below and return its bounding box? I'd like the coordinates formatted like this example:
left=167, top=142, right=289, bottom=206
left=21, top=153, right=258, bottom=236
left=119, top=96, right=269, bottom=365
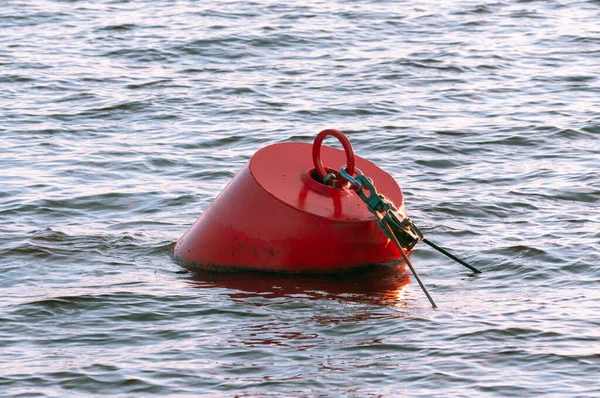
left=173, top=130, right=408, bottom=273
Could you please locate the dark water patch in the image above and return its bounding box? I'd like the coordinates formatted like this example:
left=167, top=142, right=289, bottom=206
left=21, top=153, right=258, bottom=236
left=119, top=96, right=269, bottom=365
left=28, top=228, right=70, bottom=242
left=52, top=92, right=100, bottom=104
left=476, top=134, right=543, bottom=147
left=178, top=67, right=223, bottom=75
left=208, top=86, right=262, bottom=96
left=0, top=61, right=49, bottom=70
left=97, top=23, right=138, bottom=32
left=511, top=189, right=600, bottom=204
left=25, top=372, right=166, bottom=395
left=484, top=244, right=564, bottom=265
left=192, top=135, right=245, bottom=148
left=11, top=292, right=192, bottom=319
left=544, top=126, right=595, bottom=139
left=434, top=129, right=472, bottom=137
left=104, top=48, right=179, bottom=62
left=0, top=75, right=35, bottom=83
left=125, top=79, right=174, bottom=89
left=0, top=11, right=71, bottom=27
left=555, top=35, right=600, bottom=44
left=454, top=326, right=554, bottom=341
left=397, top=60, right=467, bottom=74
left=454, top=5, right=494, bottom=15
left=415, top=159, right=462, bottom=169
left=0, top=203, right=82, bottom=219
left=5, top=195, right=157, bottom=223
left=196, top=8, right=262, bottom=19
left=187, top=170, right=236, bottom=181
left=508, top=9, right=544, bottom=19
left=144, top=157, right=178, bottom=168
left=2, top=243, right=61, bottom=261
left=421, top=200, right=513, bottom=220
left=562, top=75, right=597, bottom=83
left=475, top=62, right=509, bottom=70
left=172, top=38, right=243, bottom=55
left=76, top=100, right=152, bottom=119
left=581, top=124, right=600, bottom=135
left=153, top=193, right=202, bottom=209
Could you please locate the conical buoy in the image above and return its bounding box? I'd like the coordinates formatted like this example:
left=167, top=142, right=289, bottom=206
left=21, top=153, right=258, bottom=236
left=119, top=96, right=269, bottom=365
left=173, top=129, right=408, bottom=273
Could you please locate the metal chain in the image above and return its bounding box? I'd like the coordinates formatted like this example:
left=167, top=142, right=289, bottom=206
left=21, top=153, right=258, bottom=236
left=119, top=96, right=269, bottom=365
left=339, top=166, right=424, bottom=251
left=339, top=163, right=483, bottom=310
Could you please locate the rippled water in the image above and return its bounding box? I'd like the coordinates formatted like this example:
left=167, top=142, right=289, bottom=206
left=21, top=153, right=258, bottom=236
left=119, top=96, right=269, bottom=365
left=2, top=0, right=599, bottom=396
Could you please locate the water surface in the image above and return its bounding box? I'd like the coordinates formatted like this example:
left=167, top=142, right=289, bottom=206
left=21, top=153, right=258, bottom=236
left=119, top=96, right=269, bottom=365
left=1, top=0, right=599, bottom=396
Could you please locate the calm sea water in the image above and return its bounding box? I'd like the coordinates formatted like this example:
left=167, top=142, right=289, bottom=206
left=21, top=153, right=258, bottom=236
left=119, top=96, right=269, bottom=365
left=1, top=0, right=599, bottom=396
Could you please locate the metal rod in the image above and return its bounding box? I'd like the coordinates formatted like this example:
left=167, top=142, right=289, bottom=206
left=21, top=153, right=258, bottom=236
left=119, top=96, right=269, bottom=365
left=382, top=220, right=438, bottom=310
left=423, top=238, right=481, bottom=274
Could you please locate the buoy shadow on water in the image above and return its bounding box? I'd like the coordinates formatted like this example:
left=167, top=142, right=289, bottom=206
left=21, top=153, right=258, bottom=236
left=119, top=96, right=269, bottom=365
left=182, top=263, right=412, bottom=307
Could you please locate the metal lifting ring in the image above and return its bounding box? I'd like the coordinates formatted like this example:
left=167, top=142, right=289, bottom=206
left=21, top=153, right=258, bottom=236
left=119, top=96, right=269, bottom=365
left=312, top=129, right=356, bottom=182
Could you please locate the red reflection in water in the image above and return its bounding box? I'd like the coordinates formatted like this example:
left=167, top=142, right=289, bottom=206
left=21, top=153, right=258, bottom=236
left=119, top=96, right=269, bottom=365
left=184, top=265, right=412, bottom=350
left=185, top=264, right=411, bottom=307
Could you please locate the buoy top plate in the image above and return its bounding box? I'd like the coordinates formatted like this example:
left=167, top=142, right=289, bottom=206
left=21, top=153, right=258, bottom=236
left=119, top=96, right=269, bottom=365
left=250, top=142, right=404, bottom=222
